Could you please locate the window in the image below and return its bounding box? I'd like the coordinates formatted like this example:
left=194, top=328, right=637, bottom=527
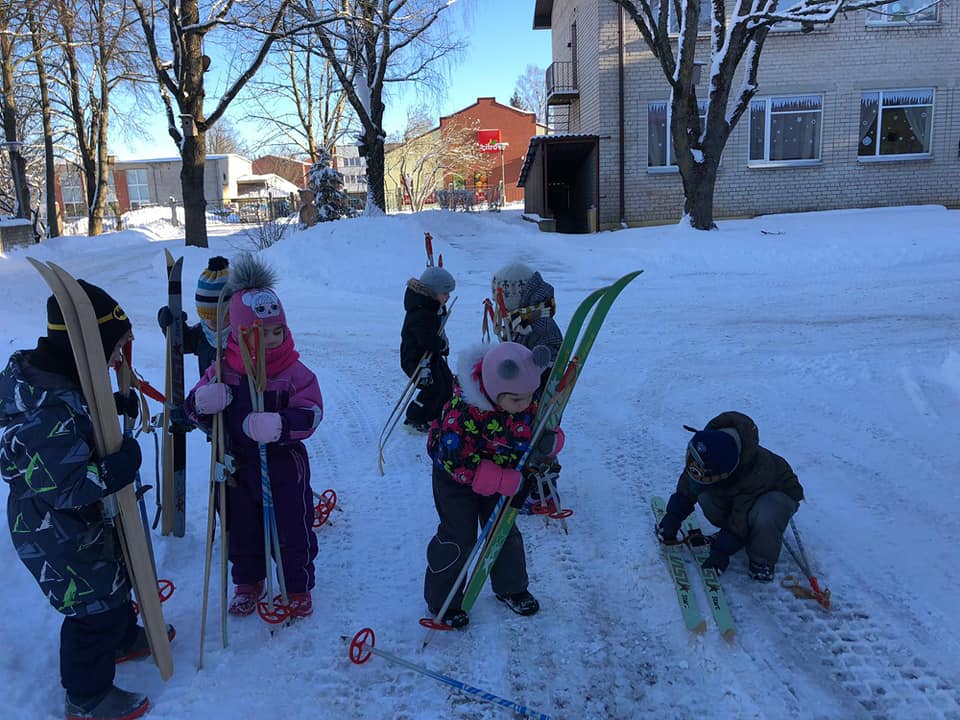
left=867, top=0, right=939, bottom=25
left=749, top=95, right=822, bottom=165
left=658, top=0, right=711, bottom=34
left=126, top=168, right=150, bottom=206
left=648, top=100, right=708, bottom=168
left=60, top=173, right=85, bottom=217
left=858, top=89, right=933, bottom=158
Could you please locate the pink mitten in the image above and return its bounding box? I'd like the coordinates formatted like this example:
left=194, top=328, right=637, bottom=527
left=242, top=412, right=283, bottom=443
left=472, top=460, right=523, bottom=497
left=194, top=382, right=232, bottom=415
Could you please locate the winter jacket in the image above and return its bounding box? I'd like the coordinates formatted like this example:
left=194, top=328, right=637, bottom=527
left=0, top=352, right=132, bottom=618
left=508, top=272, right=563, bottom=361
left=400, top=280, right=450, bottom=378
left=670, top=411, right=803, bottom=540
left=184, top=322, right=218, bottom=378
left=427, top=346, right=537, bottom=488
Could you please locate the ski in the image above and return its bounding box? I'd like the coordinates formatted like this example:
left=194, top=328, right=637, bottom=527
left=27, top=258, right=174, bottom=680
left=683, top=515, right=736, bottom=639
left=161, top=250, right=186, bottom=537
left=651, top=496, right=706, bottom=634
left=459, top=270, right=643, bottom=616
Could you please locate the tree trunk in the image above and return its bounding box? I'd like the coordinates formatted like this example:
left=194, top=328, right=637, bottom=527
left=29, top=12, right=58, bottom=237
left=181, top=131, right=208, bottom=247
left=0, top=32, right=30, bottom=219
left=364, top=126, right=386, bottom=214
left=680, top=160, right=719, bottom=230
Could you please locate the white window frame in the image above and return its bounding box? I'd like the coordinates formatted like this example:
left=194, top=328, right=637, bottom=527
left=647, top=99, right=708, bottom=172
left=748, top=94, right=823, bottom=167
left=127, top=168, right=150, bottom=206
left=866, top=0, right=939, bottom=26
left=857, top=88, right=934, bottom=161
left=60, top=173, right=85, bottom=217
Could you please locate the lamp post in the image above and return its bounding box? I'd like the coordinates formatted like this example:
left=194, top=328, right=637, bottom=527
left=496, top=142, right=509, bottom=207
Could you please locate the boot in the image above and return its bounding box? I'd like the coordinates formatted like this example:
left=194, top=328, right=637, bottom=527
left=229, top=581, right=265, bottom=616
left=287, top=592, right=313, bottom=618
left=65, top=686, right=148, bottom=720
left=427, top=605, right=469, bottom=629
left=749, top=561, right=775, bottom=583
left=496, top=590, right=540, bottom=617
left=115, top=624, right=176, bottom=664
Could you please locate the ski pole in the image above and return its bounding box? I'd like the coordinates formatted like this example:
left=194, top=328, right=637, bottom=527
left=424, top=232, right=434, bottom=267
left=349, top=628, right=551, bottom=720
left=783, top=519, right=830, bottom=609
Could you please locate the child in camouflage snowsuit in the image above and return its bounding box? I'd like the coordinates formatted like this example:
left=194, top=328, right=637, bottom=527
left=656, top=411, right=804, bottom=582
left=0, top=281, right=166, bottom=720
left=186, top=254, right=323, bottom=619
left=423, top=341, right=563, bottom=628
left=400, top=266, right=456, bottom=432
left=491, top=263, right=564, bottom=513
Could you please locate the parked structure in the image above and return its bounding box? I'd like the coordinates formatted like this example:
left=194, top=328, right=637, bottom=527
left=524, top=0, right=960, bottom=231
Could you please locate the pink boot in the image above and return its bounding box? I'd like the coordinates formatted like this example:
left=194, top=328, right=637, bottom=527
left=229, top=581, right=265, bottom=616
left=287, top=592, right=313, bottom=618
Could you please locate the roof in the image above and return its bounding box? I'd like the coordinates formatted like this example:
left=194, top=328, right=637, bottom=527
left=439, top=97, right=537, bottom=124
left=517, top=133, right=599, bottom=187
left=533, top=0, right=554, bottom=29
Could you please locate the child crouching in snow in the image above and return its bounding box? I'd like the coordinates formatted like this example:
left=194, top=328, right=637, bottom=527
left=186, top=255, right=323, bottom=619
left=423, top=341, right=563, bottom=628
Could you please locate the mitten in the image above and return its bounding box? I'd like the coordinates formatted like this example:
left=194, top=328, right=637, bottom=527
left=701, top=548, right=730, bottom=575
left=157, top=306, right=187, bottom=332
left=113, top=390, right=139, bottom=420
left=242, top=412, right=283, bottom=443
left=194, top=382, right=232, bottom=415
left=100, top=437, right=142, bottom=493
left=656, top=513, right=682, bottom=544
left=472, top=459, right=523, bottom=497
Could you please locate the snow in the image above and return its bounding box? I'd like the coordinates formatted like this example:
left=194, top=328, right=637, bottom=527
left=1, top=205, right=960, bottom=720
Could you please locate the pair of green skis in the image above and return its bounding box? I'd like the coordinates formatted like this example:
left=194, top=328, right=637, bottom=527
left=652, top=496, right=736, bottom=639
left=423, top=269, right=642, bottom=644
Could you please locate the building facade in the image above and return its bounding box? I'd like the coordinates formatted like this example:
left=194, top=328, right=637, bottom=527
left=528, top=0, right=960, bottom=230
left=252, top=155, right=311, bottom=188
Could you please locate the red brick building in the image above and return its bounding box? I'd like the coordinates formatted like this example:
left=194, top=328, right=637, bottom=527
left=439, top=97, right=543, bottom=204
left=252, top=155, right=311, bottom=188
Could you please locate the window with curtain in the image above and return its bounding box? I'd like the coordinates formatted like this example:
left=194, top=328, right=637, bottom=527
left=866, top=0, right=939, bottom=25
left=60, top=173, right=85, bottom=217
left=127, top=168, right=150, bottom=206
left=749, top=95, right=822, bottom=164
left=858, top=89, right=933, bottom=158
left=648, top=100, right=708, bottom=168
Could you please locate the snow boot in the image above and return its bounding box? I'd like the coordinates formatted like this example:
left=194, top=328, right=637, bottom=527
left=229, top=581, right=265, bottom=616
left=427, top=605, right=469, bottom=629
left=287, top=592, right=313, bottom=618
left=65, top=686, right=148, bottom=720
left=115, top=624, right=177, bottom=663
left=749, top=561, right=775, bottom=583
left=496, top=590, right=540, bottom=617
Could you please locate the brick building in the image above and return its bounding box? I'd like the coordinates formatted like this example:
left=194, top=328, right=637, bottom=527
left=252, top=155, right=311, bottom=188
left=524, top=0, right=960, bottom=231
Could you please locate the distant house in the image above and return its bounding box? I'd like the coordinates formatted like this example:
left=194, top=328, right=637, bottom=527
left=332, top=145, right=368, bottom=202
left=252, top=155, right=311, bottom=188
left=525, top=0, right=960, bottom=231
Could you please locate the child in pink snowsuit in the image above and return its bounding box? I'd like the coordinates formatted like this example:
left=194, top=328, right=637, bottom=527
left=186, top=255, right=323, bottom=618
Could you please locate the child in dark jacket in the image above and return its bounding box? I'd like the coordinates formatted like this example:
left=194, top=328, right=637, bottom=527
left=656, top=411, right=804, bottom=582
left=424, top=341, right=562, bottom=628
left=400, top=266, right=456, bottom=432
left=186, top=255, right=323, bottom=618
left=0, top=281, right=166, bottom=720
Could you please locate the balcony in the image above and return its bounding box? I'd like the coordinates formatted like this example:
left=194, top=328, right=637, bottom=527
left=546, top=61, right=578, bottom=105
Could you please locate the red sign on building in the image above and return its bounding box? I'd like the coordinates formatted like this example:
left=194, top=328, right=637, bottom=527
left=477, top=128, right=502, bottom=152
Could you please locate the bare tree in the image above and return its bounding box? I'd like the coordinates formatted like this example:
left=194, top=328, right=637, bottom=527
left=513, top=64, right=546, bottom=125
left=291, top=0, right=468, bottom=215
left=387, top=104, right=489, bottom=212
left=205, top=118, right=251, bottom=156
left=611, top=0, right=933, bottom=230
left=27, top=4, right=60, bottom=236
left=0, top=7, right=33, bottom=219
left=129, top=0, right=332, bottom=247
left=244, top=36, right=355, bottom=162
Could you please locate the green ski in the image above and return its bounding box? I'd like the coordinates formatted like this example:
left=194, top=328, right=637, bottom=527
left=683, top=515, right=736, bottom=639
left=652, top=496, right=706, bottom=634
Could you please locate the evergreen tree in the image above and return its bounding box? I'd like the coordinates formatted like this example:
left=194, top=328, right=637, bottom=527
left=307, top=150, right=356, bottom=221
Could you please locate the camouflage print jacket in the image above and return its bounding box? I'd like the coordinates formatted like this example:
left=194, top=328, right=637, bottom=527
left=0, top=351, right=130, bottom=618
left=427, top=346, right=537, bottom=488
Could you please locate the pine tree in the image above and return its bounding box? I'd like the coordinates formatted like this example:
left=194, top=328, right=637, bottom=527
left=306, top=150, right=356, bottom=221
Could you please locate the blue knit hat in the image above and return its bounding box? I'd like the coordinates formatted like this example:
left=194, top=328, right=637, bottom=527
left=686, top=428, right=741, bottom=486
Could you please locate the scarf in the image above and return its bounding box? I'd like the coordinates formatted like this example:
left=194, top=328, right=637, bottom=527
left=201, top=321, right=231, bottom=352
left=224, top=326, right=300, bottom=378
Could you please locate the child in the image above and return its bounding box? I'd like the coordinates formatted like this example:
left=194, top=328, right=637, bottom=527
left=157, top=255, right=231, bottom=378
left=423, top=341, right=562, bottom=628
left=400, top=266, right=456, bottom=432
left=656, top=411, right=804, bottom=582
left=492, top=262, right=564, bottom=513
left=0, top=280, right=172, bottom=720
left=185, top=254, right=323, bottom=618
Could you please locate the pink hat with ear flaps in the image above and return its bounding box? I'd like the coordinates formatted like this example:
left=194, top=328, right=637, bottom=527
left=481, top=342, right=552, bottom=400
left=227, top=253, right=287, bottom=338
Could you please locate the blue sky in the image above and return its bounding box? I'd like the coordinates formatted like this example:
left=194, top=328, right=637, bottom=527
left=111, top=1, right=552, bottom=160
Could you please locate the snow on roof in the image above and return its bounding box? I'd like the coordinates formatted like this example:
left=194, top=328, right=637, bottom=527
left=0, top=217, right=32, bottom=227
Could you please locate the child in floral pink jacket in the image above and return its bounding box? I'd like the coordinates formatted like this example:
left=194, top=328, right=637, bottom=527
left=424, top=341, right=561, bottom=628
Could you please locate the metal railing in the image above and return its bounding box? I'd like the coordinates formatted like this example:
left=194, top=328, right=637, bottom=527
left=546, top=61, right=578, bottom=102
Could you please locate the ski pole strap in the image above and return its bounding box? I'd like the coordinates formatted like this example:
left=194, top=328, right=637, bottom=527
left=781, top=575, right=831, bottom=609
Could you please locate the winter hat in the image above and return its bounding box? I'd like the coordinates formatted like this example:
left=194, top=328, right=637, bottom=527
left=481, top=341, right=551, bottom=401
left=685, top=428, right=741, bottom=487
left=492, top=262, right=534, bottom=312
left=227, top=254, right=287, bottom=339
left=45, top=280, right=131, bottom=363
left=419, top=266, right=456, bottom=297
left=196, top=256, right=230, bottom=329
